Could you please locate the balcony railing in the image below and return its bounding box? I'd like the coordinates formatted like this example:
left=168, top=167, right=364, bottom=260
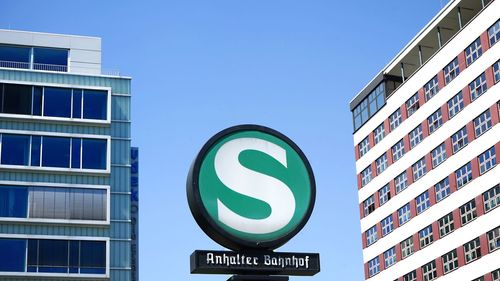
left=0, top=60, right=67, bottom=72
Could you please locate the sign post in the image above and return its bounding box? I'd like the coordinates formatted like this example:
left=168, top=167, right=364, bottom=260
left=187, top=125, right=320, bottom=280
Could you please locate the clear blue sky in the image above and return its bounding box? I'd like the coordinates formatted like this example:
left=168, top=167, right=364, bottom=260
left=1, top=1, right=448, bottom=280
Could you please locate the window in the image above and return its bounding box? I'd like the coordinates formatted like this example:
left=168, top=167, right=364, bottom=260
left=416, top=191, right=430, bottom=214
left=409, top=125, right=423, bottom=149
left=432, top=143, right=447, bottom=168
left=1, top=83, right=33, bottom=114
left=0, top=238, right=27, bottom=272
left=0, top=45, right=30, bottom=69
left=478, top=146, right=496, bottom=174
left=352, top=83, right=385, bottom=131
left=29, top=187, right=107, bottom=221
left=438, top=213, right=454, bottom=238
left=363, top=195, right=375, bottom=217
left=384, top=247, right=396, bottom=268
left=435, top=177, right=450, bottom=202
left=381, top=215, right=394, bottom=236
left=379, top=184, right=391, bottom=206
left=361, top=166, right=372, bottom=187
left=419, top=225, right=434, bottom=248
left=424, top=75, right=439, bottom=101
left=376, top=153, right=388, bottom=175
left=474, top=110, right=492, bottom=138
left=428, top=109, right=443, bottom=134
left=32, top=47, right=68, bottom=71
left=0, top=134, right=30, bottom=165
left=0, top=133, right=107, bottom=170
left=464, top=237, right=481, bottom=263
left=470, top=72, right=487, bottom=101
left=0, top=186, right=28, bottom=218
left=460, top=199, right=477, bottom=225
left=422, top=260, right=437, bottom=281
left=456, top=162, right=473, bottom=189
left=406, top=93, right=420, bottom=117
left=374, top=123, right=385, bottom=144
left=83, top=90, right=107, bottom=120
left=489, top=20, right=500, bottom=47
left=451, top=126, right=468, bottom=153
left=44, top=87, right=72, bottom=118
left=465, top=38, right=482, bottom=66
left=404, top=270, right=417, bottom=281
left=448, top=91, right=464, bottom=119
left=487, top=226, right=500, bottom=252
left=401, top=236, right=414, bottom=259
left=442, top=249, right=458, bottom=274
left=368, top=256, right=380, bottom=277
left=484, top=185, right=500, bottom=212
left=392, top=139, right=405, bottom=162
left=27, top=239, right=106, bottom=274
left=366, top=225, right=378, bottom=246
left=395, top=171, right=408, bottom=194
left=359, top=137, right=370, bottom=158
left=412, top=158, right=427, bottom=182
left=389, top=108, right=402, bottom=131
left=398, top=203, right=411, bottom=225
left=444, top=57, right=460, bottom=84
left=493, top=268, right=500, bottom=281
left=494, top=60, right=500, bottom=83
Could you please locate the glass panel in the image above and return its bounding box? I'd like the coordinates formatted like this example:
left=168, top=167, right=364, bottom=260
left=72, top=89, right=82, bottom=118
left=80, top=241, right=105, bottom=273
left=2, top=84, right=32, bottom=115
left=82, top=139, right=107, bottom=169
left=27, top=240, right=38, bottom=267
left=43, top=87, right=71, bottom=117
left=29, top=188, right=44, bottom=218
left=71, top=138, right=81, bottom=169
left=31, top=135, right=41, bottom=166
left=69, top=241, right=79, bottom=268
left=83, top=90, right=107, bottom=120
left=41, top=136, right=70, bottom=168
left=38, top=240, right=68, bottom=267
left=53, top=188, right=68, bottom=219
left=33, top=47, right=68, bottom=70
left=1, top=134, right=30, bottom=165
left=0, top=239, right=26, bottom=272
left=0, top=45, right=30, bottom=69
left=32, top=86, right=42, bottom=116
left=0, top=186, right=28, bottom=218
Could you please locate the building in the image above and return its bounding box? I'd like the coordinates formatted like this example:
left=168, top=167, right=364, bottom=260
left=349, top=0, right=500, bottom=280
left=0, top=29, right=135, bottom=281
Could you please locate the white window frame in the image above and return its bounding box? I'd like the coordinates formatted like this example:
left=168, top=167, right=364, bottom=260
left=488, top=226, right=500, bottom=252
left=376, top=153, right=388, bottom=175
left=428, top=109, right=443, bottom=134
left=451, top=126, right=468, bottom=153
left=389, top=109, right=402, bottom=131
left=422, top=260, right=437, bottom=281
left=469, top=72, right=487, bottom=101
left=494, top=60, right=500, bottom=83
left=424, top=76, right=439, bottom=101
left=455, top=162, right=473, bottom=189
left=478, top=146, right=496, bottom=175
left=465, top=37, right=482, bottom=66
left=409, top=125, right=423, bottom=149
left=359, top=137, right=370, bottom=158
left=374, top=123, right=385, bottom=145
left=363, top=195, right=375, bottom=217
left=444, top=57, right=460, bottom=84
left=384, top=247, right=396, bottom=269
left=442, top=249, right=458, bottom=274
left=379, top=184, right=391, bottom=206
left=361, top=166, right=372, bottom=187
left=464, top=237, right=481, bottom=264
left=460, top=199, right=477, bottom=226
left=398, top=203, right=411, bottom=225
left=368, top=256, right=380, bottom=277
left=412, top=158, right=427, bottom=182
left=435, top=177, right=450, bottom=202
left=416, top=191, right=430, bottom=214
left=488, top=20, right=500, bottom=47
left=431, top=143, right=447, bottom=168
left=395, top=171, right=408, bottom=194
left=366, top=225, right=378, bottom=246
left=405, top=93, right=420, bottom=117
left=381, top=215, right=394, bottom=237
left=392, top=139, right=405, bottom=162
left=474, top=109, right=492, bottom=138
left=401, top=236, right=414, bottom=259
left=484, top=185, right=500, bottom=213
left=438, top=213, right=454, bottom=238
left=447, top=91, right=464, bottom=119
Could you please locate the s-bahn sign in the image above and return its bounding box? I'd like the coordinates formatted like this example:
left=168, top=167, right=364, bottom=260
left=187, top=125, right=319, bottom=277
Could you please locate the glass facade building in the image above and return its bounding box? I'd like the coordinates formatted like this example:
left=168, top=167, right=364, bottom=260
left=0, top=29, right=133, bottom=281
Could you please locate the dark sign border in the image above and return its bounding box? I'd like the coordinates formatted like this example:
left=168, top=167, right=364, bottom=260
left=187, top=124, right=316, bottom=250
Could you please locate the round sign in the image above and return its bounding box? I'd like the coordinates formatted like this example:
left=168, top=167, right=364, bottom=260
left=187, top=125, right=316, bottom=250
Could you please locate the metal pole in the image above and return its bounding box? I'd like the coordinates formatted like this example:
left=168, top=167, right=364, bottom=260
left=418, top=45, right=423, bottom=66
left=457, top=7, right=463, bottom=29
left=400, top=63, right=405, bottom=82
left=437, top=27, right=442, bottom=48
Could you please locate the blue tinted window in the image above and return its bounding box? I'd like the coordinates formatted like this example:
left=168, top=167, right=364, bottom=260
left=2, top=84, right=32, bottom=115
left=43, top=87, right=71, bottom=117
left=0, top=186, right=28, bottom=218
left=80, top=241, right=106, bottom=273
left=72, top=89, right=82, bottom=118
left=0, top=239, right=26, bottom=272
left=33, top=48, right=68, bottom=66
left=83, top=90, right=107, bottom=120
left=71, top=138, right=81, bottom=169
left=31, top=136, right=41, bottom=166
left=38, top=240, right=68, bottom=273
left=0, top=45, right=30, bottom=69
left=32, top=86, right=42, bottom=116
left=69, top=241, right=79, bottom=268
left=27, top=240, right=37, bottom=268
left=42, top=137, right=70, bottom=168
left=82, top=139, right=107, bottom=169
left=1, top=134, right=30, bottom=165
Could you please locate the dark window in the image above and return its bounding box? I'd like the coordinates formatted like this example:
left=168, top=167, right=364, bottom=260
left=2, top=83, right=32, bottom=115
left=0, top=238, right=26, bottom=272
left=0, top=186, right=28, bottom=218
left=83, top=90, right=107, bottom=120
left=31, top=136, right=41, bottom=166
left=33, top=48, right=68, bottom=71
left=71, top=138, right=81, bottom=169
left=80, top=241, right=106, bottom=273
left=82, top=139, right=107, bottom=170
left=33, top=86, right=42, bottom=116
left=0, top=45, right=30, bottom=69
left=1, top=134, right=30, bottom=165
left=43, top=87, right=71, bottom=117
left=72, top=89, right=82, bottom=118
left=42, top=136, right=70, bottom=168
left=38, top=240, right=68, bottom=273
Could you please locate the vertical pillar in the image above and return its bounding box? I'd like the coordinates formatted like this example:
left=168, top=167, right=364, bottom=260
left=401, top=63, right=406, bottom=82
left=437, top=27, right=442, bottom=48
left=418, top=45, right=423, bottom=66
left=457, top=7, right=463, bottom=29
